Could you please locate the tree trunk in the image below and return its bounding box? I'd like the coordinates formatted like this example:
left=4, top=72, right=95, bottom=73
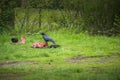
left=38, top=8, right=41, bottom=28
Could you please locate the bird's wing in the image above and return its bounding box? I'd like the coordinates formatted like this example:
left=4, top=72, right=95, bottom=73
left=43, top=35, right=51, bottom=40
left=43, top=35, right=56, bottom=44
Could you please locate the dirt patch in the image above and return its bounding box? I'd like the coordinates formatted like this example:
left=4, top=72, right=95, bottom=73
left=0, top=61, right=38, bottom=67
left=0, top=72, right=25, bottom=80
left=64, top=53, right=120, bottom=63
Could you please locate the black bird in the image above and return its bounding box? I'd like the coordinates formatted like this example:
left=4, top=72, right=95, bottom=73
left=41, top=32, right=56, bottom=45
left=11, top=38, right=18, bottom=43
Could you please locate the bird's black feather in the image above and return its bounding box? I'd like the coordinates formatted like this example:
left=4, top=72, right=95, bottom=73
left=41, top=33, right=56, bottom=44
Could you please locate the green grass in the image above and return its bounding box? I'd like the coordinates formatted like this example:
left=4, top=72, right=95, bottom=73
left=0, top=31, right=120, bottom=80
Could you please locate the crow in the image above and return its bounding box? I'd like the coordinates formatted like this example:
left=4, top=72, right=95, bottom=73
left=41, top=32, right=56, bottom=45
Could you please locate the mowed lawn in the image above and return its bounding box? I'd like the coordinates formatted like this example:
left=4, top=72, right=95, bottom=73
left=0, top=32, right=120, bottom=80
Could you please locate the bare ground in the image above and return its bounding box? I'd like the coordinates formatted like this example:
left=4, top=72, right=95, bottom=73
left=64, top=53, right=120, bottom=63
left=0, top=61, right=37, bottom=80
left=0, top=72, right=25, bottom=80
left=0, top=61, right=38, bottom=67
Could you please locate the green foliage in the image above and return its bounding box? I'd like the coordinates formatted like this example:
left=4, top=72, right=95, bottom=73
left=14, top=8, right=85, bottom=34
left=0, top=0, right=120, bottom=35
left=0, top=0, right=21, bottom=33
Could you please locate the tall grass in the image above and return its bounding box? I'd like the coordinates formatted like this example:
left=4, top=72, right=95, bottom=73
left=14, top=8, right=85, bottom=34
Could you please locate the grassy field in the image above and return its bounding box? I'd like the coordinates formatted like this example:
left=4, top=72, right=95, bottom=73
left=0, top=31, right=120, bottom=80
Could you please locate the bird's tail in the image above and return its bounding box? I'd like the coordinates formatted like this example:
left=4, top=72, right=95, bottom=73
left=51, top=40, right=56, bottom=45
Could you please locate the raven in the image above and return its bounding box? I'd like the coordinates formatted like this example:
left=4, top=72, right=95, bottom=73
left=41, top=33, right=56, bottom=45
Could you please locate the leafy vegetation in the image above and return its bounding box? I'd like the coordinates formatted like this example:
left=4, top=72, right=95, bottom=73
left=0, top=0, right=120, bottom=35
